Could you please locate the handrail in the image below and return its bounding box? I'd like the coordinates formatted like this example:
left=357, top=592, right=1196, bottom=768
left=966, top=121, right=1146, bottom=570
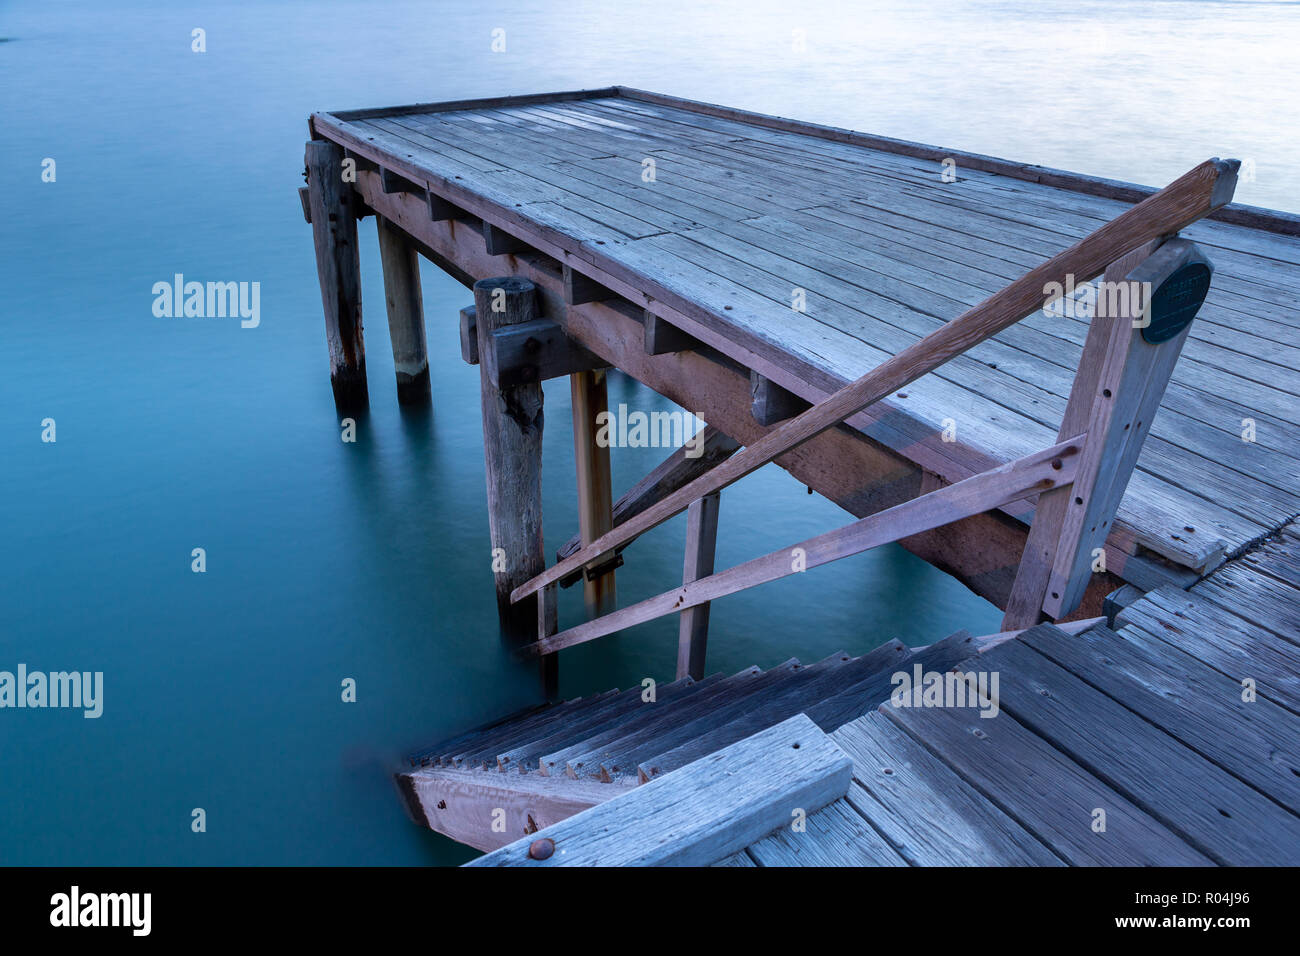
left=511, top=158, right=1240, bottom=606
left=519, top=438, right=1084, bottom=657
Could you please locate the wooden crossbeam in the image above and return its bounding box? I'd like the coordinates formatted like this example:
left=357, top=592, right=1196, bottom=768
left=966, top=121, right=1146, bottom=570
left=518, top=437, right=1084, bottom=657
left=510, top=158, right=1239, bottom=606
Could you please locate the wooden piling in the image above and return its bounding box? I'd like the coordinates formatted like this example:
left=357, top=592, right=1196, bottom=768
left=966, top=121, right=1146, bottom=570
left=473, top=276, right=556, bottom=695
left=570, top=369, right=617, bottom=618
left=375, top=215, right=431, bottom=405
left=305, top=139, right=368, bottom=411
left=677, top=491, right=721, bottom=680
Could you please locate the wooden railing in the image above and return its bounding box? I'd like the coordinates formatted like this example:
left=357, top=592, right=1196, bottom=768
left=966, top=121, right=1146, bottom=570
left=512, top=158, right=1238, bottom=671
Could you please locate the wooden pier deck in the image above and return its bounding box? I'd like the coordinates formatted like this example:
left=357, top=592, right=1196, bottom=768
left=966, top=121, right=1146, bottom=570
left=308, top=87, right=1300, bottom=607
left=299, top=88, right=1300, bottom=865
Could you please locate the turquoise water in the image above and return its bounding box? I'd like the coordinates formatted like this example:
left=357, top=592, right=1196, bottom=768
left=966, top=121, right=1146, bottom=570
left=2, top=0, right=1294, bottom=865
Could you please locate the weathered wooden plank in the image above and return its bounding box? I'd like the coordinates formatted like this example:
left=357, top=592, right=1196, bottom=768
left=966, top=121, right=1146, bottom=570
left=644, top=638, right=912, bottom=781
left=744, top=798, right=907, bottom=867
left=466, top=714, right=853, bottom=866
left=397, top=765, right=632, bottom=852
left=1116, top=586, right=1300, bottom=712
left=535, top=667, right=763, bottom=778
left=880, top=693, right=1212, bottom=865
left=1191, top=562, right=1300, bottom=644
left=574, top=658, right=816, bottom=781
left=495, top=675, right=707, bottom=772
left=444, top=690, right=619, bottom=767
left=1021, top=623, right=1300, bottom=813
left=833, top=713, right=1063, bottom=865
left=604, top=88, right=1298, bottom=235
left=804, top=629, right=978, bottom=731
left=985, top=631, right=1300, bottom=864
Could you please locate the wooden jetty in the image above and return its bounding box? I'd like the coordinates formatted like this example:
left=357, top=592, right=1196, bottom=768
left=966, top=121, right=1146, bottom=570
left=299, top=87, right=1300, bottom=864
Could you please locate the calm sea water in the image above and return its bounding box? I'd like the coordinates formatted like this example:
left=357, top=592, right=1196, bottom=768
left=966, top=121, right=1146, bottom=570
left=2, top=0, right=1294, bottom=866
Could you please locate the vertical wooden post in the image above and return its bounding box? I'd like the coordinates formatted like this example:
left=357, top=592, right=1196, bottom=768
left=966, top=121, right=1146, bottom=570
left=473, top=276, right=556, bottom=696
left=305, top=140, right=368, bottom=411
left=570, top=369, right=618, bottom=618
left=375, top=215, right=430, bottom=406
left=677, top=491, right=721, bottom=680
left=1004, top=237, right=1210, bottom=627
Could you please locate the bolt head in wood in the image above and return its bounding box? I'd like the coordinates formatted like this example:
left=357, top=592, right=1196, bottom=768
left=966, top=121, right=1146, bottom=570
left=528, top=837, right=555, bottom=860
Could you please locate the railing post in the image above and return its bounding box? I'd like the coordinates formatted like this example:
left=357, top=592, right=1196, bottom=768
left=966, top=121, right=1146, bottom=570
left=677, top=491, right=721, bottom=680
left=1003, top=237, right=1213, bottom=628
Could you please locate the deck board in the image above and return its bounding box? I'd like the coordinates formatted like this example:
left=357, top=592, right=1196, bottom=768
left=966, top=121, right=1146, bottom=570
left=315, top=89, right=1300, bottom=576
left=736, top=520, right=1300, bottom=866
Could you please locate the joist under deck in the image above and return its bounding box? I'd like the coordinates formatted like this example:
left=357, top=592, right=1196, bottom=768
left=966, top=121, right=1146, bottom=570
left=308, top=87, right=1300, bottom=605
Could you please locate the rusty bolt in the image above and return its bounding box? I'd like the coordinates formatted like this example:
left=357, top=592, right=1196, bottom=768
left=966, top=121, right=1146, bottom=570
left=528, top=838, right=555, bottom=861
left=1050, top=458, right=1062, bottom=470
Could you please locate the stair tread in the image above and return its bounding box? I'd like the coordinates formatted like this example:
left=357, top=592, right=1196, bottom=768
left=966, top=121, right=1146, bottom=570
left=496, top=674, right=720, bottom=771
left=637, top=639, right=912, bottom=782
left=807, top=629, right=976, bottom=731
left=406, top=701, right=555, bottom=767
left=588, top=652, right=853, bottom=781
left=537, top=664, right=769, bottom=776
left=445, top=689, right=620, bottom=766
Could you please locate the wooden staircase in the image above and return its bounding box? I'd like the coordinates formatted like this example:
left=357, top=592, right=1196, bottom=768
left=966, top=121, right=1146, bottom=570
left=396, top=629, right=979, bottom=852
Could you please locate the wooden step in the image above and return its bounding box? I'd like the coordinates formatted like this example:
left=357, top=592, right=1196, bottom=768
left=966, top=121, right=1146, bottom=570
left=443, top=689, right=620, bottom=767
left=537, top=664, right=769, bottom=777
left=495, top=674, right=722, bottom=772
left=590, top=652, right=852, bottom=781
left=805, top=629, right=975, bottom=731
left=406, top=701, right=555, bottom=767
left=559, top=659, right=810, bottom=779
left=458, top=686, right=654, bottom=770
left=636, top=639, right=911, bottom=782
